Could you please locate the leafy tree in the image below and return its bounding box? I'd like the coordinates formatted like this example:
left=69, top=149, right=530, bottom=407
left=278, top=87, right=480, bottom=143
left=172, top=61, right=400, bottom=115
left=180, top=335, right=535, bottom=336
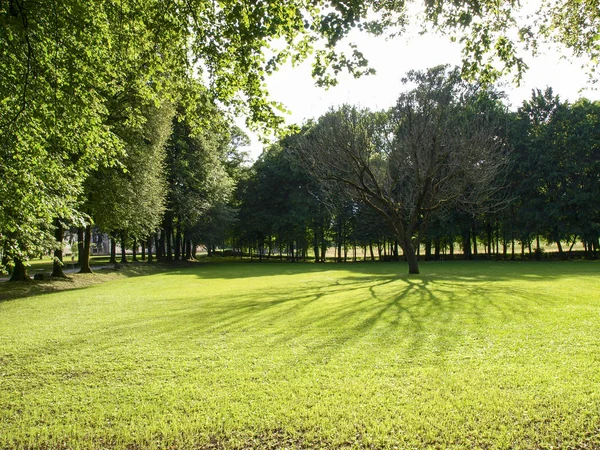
left=84, top=101, right=173, bottom=270
left=162, top=103, right=235, bottom=261
left=294, top=66, right=508, bottom=274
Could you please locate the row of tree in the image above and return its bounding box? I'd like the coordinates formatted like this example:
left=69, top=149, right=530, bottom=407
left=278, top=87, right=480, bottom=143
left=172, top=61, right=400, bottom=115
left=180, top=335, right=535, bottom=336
left=231, top=69, right=599, bottom=274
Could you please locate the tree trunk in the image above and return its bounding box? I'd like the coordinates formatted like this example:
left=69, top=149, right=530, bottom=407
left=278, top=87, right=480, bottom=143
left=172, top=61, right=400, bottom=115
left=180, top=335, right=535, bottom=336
left=141, top=240, right=146, bottom=261
left=402, top=238, right=419, bottom=274
left=463, top=230, right=471, bottom=260
left=120, top=233, right=128, bottom=264
left=174, top=225, right=181, bottom=261
left=165, top=220, right=173, bottom=262
left=147, top=236, right=153, bottom=263
left=77, top=227, right=84, bottom=266
left=132, top=238, right=138, bottom=262
left=79, top=225, right=93, bottom=273
left=157, top=230, right=164, bottom=261
left=51, top=219, right=67, bottom=278
left=487, top=223, right=493, bottom=259
left=9, top=258, right=31, bottom=282
left=109, top=237, right=117, bottom=264
left=555, top=240, right=563, bottom=259
left=424, top=240, right=432, bottom=261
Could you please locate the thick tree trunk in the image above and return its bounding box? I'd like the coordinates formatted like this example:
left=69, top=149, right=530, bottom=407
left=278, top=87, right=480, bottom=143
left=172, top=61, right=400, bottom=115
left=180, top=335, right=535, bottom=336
left=120, top=234, right=128, bottom=264
left=77, top=227, right=84, bottom=266
left=109, top=237, right=117, bottom=264
left=401, top=238, right=420, bottom=274
left=79, top=225, right=93, bottom=273
left=9, top=258, right=31, bottom=282
left=141, top=240, right=146, bottom=261
left=434, top=239, right=441, bottom=261
left=51, top=219, right=67, bottom=278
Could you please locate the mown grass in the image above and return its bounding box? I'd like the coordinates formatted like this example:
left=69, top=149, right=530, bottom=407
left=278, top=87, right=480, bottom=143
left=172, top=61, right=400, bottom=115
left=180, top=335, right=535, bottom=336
left=0, top=261, right=599, bottom=449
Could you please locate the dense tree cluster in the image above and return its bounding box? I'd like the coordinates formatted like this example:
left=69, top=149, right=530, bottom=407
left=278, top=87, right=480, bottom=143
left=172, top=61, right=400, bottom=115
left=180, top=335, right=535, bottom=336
left=231, top=79, right=600, bottom=274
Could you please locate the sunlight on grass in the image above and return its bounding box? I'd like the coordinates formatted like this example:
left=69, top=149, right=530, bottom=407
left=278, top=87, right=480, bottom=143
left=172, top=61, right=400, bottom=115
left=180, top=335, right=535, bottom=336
left=0, top=261, right=599, bottom=448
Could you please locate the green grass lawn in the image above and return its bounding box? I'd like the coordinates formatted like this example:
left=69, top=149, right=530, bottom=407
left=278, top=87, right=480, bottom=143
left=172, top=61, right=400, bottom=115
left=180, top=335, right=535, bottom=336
left=0, top=261, right=599, bottom=449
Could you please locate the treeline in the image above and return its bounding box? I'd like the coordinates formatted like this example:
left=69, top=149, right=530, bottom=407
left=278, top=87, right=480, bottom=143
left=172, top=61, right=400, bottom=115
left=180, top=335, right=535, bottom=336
left=231, top=87, right=600, bottom=263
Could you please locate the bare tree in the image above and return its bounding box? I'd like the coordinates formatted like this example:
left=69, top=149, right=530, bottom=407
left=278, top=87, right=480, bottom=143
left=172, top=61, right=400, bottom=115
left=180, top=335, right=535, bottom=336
left=292, top=66, right=509, bottom=274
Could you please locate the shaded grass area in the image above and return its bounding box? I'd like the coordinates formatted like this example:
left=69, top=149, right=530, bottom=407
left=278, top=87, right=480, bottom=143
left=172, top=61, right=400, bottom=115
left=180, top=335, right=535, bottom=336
left=0, top=263, right=166, bottom=302
left=0, top=261, right=599, bottom=449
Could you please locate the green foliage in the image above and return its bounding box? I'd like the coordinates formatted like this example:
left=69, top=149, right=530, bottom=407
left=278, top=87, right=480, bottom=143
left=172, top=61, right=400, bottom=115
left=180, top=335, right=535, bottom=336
left=85, top=101, right=173, bottom=241
left=1, top=261, right=599, bottom=448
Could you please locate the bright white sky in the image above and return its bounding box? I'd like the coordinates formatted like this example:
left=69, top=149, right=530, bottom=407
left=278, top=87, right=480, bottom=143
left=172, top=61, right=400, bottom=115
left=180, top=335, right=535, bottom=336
left=242, top=22, right=599, bottom=160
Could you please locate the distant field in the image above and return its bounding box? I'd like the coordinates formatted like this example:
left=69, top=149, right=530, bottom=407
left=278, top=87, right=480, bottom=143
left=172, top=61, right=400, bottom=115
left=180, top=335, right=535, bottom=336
left=0, top=261, right=599, bottom=449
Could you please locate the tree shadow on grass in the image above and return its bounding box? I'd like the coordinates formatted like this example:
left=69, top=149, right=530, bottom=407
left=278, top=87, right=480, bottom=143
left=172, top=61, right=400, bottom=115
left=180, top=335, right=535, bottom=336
left=78, top=267, right=563, bottom=371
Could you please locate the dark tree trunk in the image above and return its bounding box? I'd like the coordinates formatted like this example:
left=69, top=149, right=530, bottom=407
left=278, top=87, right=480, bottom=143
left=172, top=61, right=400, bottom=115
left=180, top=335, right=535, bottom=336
left=434, top=239, right=441, bottom=261
left=424, top=240, right=432, bottom=261
left=174, top=224, right=181, bottom=261
left=141, top=240, right=146, bottom=261
left=192, top=241, right=197, bottom=259
left=487, top=223, right=493, bottom=259
left=369, top=242, right=375, bottom=261
left=147, top=236, right=153, bottom=263
left=463, top=230, right=472, bottom=260
left=9, top=258, right=31, bottom=282
left=259, top=238, right=264, bottom=262
left=120, top=233, right=128, bottom=264
left=51, top=219, right=67, bottom=278
left=157, top=230, right=164, bottom=261
left=401, top=238, right=419, bottom=274
left=185, top=239, right=192, bottom=260
left=109, top=237, right=117, bottom=264
left=132, top=238, right=138, bottom=262
left=77, top=227, right=84, bottom=266
left=556, top=240, right=564, bottom=259
left=79, top=225, right=93, bottom=273
left=449, top=238, right=454, bottom=259
left=165, top=217, right=173, bottom=262
left=472, top=233, right=478, bottom=257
